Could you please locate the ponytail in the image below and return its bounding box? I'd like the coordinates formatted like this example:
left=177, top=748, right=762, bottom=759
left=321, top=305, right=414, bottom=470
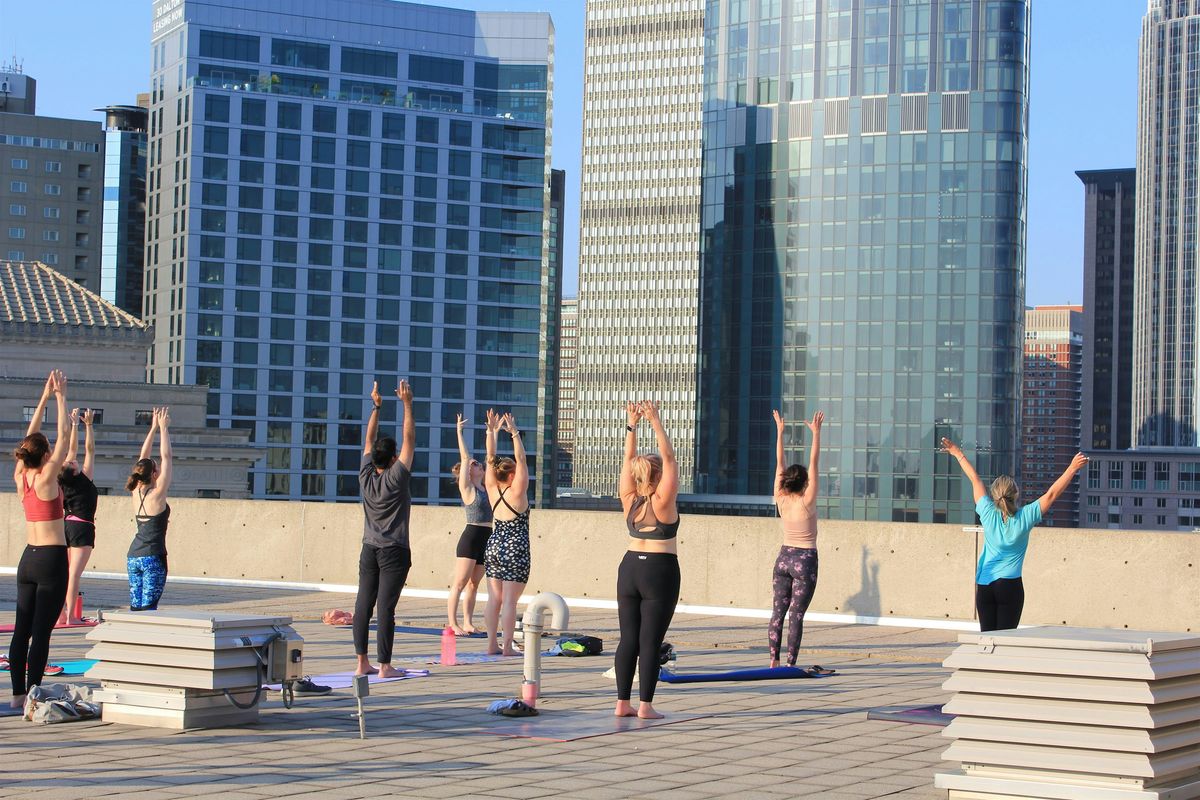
left=126, top=458, right=155, bottom=492
left=990, top=475, right=1019, bottom=522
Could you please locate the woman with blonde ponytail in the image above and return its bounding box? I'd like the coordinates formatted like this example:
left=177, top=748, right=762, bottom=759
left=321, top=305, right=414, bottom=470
left=942, top=437, right=1088, bottom=631
left=614, top=400, right=680, bottom=720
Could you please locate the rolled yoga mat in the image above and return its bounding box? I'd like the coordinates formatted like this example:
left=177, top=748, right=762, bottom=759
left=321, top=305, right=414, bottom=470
left=866, top=704, right=954, bottom=727
left=658, top=665, right=833, bottom=683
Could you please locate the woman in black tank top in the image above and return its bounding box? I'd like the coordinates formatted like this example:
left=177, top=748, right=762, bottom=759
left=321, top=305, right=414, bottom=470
left=614, top=400, right=681, bottom=720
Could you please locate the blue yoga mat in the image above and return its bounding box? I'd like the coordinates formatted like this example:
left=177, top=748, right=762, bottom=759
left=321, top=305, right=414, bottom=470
left=0, top=658, right=96, bottom=676
left=658, top=666, right=827, bottom=683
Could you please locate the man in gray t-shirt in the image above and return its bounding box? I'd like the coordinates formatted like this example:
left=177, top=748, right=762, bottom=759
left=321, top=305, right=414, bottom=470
left=353, top=379, right=415, bottom=679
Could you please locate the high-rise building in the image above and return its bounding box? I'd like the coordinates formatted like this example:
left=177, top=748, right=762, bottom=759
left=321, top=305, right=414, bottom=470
left=1021, top=305, right=1083, bottom=527
left=1134, top=0, right=1200, bottom=447
left=0, top=68, right=104, bottom=289
left=148, top=0, right=554, bottom=503
left=555, top=296, right=578, bottom=493
left=575, top=0, right=705, bottom=495
left=696, top=0, right=1030, bottom=523
left=537, top=168, right=566, bottom=506
left=97, top=103, right=149, bottom=316
left=1078, top=168, right=1136, bottom=452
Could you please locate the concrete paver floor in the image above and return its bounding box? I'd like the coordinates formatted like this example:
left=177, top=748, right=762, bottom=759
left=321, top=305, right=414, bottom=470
left=0, top=578, right=958, bottom=799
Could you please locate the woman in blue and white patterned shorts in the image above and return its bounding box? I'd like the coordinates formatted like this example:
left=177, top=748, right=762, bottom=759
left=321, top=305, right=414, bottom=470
left=482, top=409, right=530, bottom=657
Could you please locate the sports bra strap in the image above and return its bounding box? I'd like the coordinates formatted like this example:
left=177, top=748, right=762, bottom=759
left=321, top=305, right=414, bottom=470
left=492, top=487, right=523, bottom=516
left=137, top=488, right=148, bottom=518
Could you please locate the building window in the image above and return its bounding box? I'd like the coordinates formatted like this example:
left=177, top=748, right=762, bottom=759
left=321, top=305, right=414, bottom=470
left=10, top=158, right=28, bottom=170
left=1087, top=460, right=1101, bottom=489
left=43, top=207, right=60, bottom=219
left=1156, top=497, right=1168, bottom=508
left=8, top=227, right=25, bottom=239
left=1155, top=461, right=1170, bottom=490
left=1086, top=512, right=1099, bottom=524
left=7, top=250, right=23, bottom=260
left=42, top=230, right=59, bottom=242
left=42, top=253, right=58, bottom=265
left=44, top=184, right=61, bottom=196
left=9, top=204, right=25, bottom=216
left=44, top=161, right=62, bottom=173
left=135, top=409, right=154, bottom=426
left=10, top=181, right=27, bottom=193
left=1131, top=460, right=1146, bottom=490
left=198, top=30, right=260, bottom=63
left=1133, top=514, right=1142, bottom=525
left=1157, top=515, right=1167, bottom=526
left=22, top=406, right=47, bottom=423
left=1108, top=461, right=1123, bottom=489
left=271, top=38, right=330, bottom=71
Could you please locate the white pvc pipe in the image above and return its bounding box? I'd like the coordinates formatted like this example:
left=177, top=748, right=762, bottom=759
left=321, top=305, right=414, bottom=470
left=521, top=592, right=570, bottom=698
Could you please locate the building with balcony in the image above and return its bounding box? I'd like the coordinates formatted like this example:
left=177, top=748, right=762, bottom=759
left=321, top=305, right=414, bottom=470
left=146, top=0, right=555, bottom=503
left=1021, top=305, right=1083, bottom=527
left=0, top=68, right=104, bottom=289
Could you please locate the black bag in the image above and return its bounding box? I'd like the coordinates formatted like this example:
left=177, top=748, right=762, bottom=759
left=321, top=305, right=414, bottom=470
left=557, top=635, right=604, bottom=656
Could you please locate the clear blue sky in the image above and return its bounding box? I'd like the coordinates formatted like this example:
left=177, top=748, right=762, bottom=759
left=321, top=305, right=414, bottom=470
left=0, top=0, right=1145, bottom=304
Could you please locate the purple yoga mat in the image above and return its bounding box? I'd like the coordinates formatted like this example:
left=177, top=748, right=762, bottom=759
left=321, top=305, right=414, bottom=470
left=264, top=669, right=429, bottom=691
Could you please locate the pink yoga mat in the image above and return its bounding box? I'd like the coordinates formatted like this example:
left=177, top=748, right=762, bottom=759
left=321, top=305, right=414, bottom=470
left=264, top=669, right=429, bottom=691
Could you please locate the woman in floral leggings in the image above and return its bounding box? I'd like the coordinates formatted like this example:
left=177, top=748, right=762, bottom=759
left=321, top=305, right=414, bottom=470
left=767, top=408, right=831, bottom=673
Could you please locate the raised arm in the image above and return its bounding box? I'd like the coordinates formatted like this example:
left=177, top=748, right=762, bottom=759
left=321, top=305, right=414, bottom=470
left=501, top=413, right=528, bottom=495
left=41, top=370, right=71, bottom=480
left=396, top=379, right=415, bottom=471
left=772, top=410, right=786, bottom=497
left=456, top=412, right=474, bottom=495
left=362, top=382, right=382, bottom=456
left=153, top=407, right=173, bottom=494
left=65, top=408, right=80, bottom=466
left=82, top=408, right=96, bottom=479
left=24, top=373, right=54, bottom=436
left=483, top=408, right=500, bottom=489
left=1038, top=453, right=1089, bottom=515
left=941, top=437, right=986, bottom=503
left=802, top=410, right=824, bottom=504
left=642, top=401, right=678, bottom=502
left=139, top=407, right=159, bottom=460
left=619, top=402, right=642, bottom=503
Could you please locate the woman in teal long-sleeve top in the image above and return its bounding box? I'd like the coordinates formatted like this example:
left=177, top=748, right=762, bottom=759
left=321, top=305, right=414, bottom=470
left=941, top=438, right=1088, bottom=631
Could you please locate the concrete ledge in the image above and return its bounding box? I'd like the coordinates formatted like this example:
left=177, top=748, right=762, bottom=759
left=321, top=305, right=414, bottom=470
left=1, top=494, right=1195, bottom=632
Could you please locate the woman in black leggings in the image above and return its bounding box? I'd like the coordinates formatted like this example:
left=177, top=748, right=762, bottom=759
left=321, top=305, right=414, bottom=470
left=8, top=370, right=71, bottom=714
left=614, top=400, right=680, bottom=720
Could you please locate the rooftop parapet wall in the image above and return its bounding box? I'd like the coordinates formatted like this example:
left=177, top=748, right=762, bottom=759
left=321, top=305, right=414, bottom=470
left=1, top=495, right=1194, bottom=633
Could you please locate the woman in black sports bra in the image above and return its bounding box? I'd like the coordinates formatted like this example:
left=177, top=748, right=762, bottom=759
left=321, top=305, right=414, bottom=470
left=615, top=400, right=680, bottom=720
left=482, top=410, right=530, bottom=657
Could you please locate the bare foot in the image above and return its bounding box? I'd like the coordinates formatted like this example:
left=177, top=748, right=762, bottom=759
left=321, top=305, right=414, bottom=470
left=637, top=703, right=665, bottom=720
left=354, top=662, right=378, bottom=677
left=56, top=614, right=68, bottom=628
left=500, top=648, right=520, bottom=657
left=67, top=618, right=86, bottom=626
left=614, top=700, right=636, bottom=717
left=450, top=624, right=467, bottom=636
left=769, top=658, right=779, bottom=669
left=378, top=665, right=405, bottom=678
left=462, top=623, right=479, bottom=635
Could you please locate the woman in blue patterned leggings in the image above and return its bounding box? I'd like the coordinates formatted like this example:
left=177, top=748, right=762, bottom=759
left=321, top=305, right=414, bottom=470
left=126, top=408, right=173, bottom=611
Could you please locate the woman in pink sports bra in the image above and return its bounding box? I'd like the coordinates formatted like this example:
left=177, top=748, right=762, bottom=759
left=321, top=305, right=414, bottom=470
left=767, top=408, right=829, bottom=672
left=8, top=370, right=71, bottom=713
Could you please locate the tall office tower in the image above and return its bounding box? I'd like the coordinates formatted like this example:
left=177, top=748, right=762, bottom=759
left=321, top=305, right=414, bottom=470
left=1078, top=169, right=1136, bottom=452
left=574, top=0, right=705, bottom=495
left=0, top=68, right=104, bottom=288
left=1134, top=0, right=1200, bottom=447
left=696, top=0, right=1030, bottom=523
left=537, top=168, right=566, bottom=506
left=1021, top=305, right=1083, bottom=527
left=97, top=104, right=149, bottom=316
left=148, top=0, right=553, bottom=503
left=555, top=297, right=578, bottom=493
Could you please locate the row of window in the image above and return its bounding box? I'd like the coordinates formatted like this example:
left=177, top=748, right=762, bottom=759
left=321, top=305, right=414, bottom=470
left=4, top=251, right=61, bottom=265
left=7, top=158, right=69, bottom=173
left=198, top=30, right=546, bottom=90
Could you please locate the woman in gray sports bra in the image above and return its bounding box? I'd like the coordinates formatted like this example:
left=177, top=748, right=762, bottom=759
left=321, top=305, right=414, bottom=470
left=448, top=412, right=493, bottom=635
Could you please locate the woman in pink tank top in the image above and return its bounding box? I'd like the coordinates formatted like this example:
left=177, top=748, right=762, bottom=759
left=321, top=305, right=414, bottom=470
left=767, top=409, right=832, bottom=674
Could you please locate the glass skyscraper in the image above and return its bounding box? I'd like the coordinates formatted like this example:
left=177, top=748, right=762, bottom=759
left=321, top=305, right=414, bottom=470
left=147, top=0, right=554, bottom=502
left=696, top=0, right=1030, bottom=523
left=98, top=104, right=148, bottom=316
left=1134, top=0, right=1200, bottom=448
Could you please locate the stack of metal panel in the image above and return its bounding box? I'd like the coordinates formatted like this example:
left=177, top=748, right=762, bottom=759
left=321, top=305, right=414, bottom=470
left=935, top=627, right=1200, bottom=799
left=85, top=610, right=303, bottom=730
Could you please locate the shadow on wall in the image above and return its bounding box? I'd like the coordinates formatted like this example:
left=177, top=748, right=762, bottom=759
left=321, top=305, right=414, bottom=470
left=1136, top=412, right=1198, bottom=448
left=842, top=547, right=880, bottom=619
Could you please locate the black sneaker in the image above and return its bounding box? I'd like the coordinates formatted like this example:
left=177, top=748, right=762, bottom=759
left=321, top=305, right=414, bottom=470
left=293, top=676, right=332, bottom=695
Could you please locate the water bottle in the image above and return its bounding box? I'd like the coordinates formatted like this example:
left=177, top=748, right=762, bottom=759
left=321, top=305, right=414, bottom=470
left=441, top=626, right=457, bottom=666
left=521, top=679, right=538, bottom=707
